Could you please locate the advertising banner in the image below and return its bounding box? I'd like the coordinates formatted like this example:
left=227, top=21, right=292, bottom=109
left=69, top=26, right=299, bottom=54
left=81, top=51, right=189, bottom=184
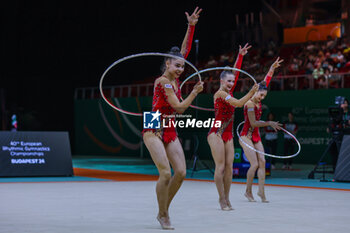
left=0, top=131, right=73, bottom=177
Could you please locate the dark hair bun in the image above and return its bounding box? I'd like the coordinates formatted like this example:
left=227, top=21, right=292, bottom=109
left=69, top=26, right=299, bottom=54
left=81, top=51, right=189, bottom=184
left=166, top=46, right=183, bottom=60
left=161, top=46, right=183, bottom=72
left=259, top=81, right=267, bottom=86
left=258, top=81, right=267, bottom=90
left=169, top=46, right=181, bottom=53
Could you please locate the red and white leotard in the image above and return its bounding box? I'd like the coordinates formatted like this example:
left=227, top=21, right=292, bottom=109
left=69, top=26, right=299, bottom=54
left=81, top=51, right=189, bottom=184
left=208, top=54, right=243, bottom=142
left=240, top=102, right=263, bottom=143
left=142, top=78, right=181, bottom=143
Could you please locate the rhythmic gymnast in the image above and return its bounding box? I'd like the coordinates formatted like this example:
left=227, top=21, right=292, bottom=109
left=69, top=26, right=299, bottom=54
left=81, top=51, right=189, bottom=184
left=207, top=43, right=259, bottom=210
left=239, top=57, right=283, bottom=203
left=142, top=7, right=203, bottom=230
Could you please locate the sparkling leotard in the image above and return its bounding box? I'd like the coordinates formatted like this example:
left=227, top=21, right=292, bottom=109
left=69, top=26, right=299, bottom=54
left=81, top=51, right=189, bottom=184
left=240, top=102, right=262, bottom=143
left=208, top=97, right=235, bottom=142
left=142, top=25, right=195, bottom=143
left=207, top=54, right=243, bottom=142
left=142, top=78, right=181, bottom=143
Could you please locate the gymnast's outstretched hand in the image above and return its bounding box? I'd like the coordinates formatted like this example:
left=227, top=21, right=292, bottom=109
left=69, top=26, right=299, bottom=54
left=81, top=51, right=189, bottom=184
left=239, top=43, right=252, bottom=56
left=185, top=7, right=202, bottom=26
left=271, top=57, right=284, bottom=70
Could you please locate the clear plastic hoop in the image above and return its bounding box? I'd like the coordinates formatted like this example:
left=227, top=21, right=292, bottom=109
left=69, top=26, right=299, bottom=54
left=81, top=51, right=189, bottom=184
left=99, top=52, right=202, bottom=116
left=180, top=67, right=257, bottom=112
left=236, top=121, right=301, bottom=159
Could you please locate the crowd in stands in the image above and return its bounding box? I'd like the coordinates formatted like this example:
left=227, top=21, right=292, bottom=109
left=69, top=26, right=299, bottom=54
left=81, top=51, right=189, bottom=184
left=197, top=35, right=350, bottom=92
left=125, top=36, right=350, bottom=97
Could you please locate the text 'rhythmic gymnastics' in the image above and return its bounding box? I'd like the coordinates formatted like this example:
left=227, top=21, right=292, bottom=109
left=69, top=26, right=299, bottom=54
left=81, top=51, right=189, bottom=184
left=1, top=141, right=51, bottom=164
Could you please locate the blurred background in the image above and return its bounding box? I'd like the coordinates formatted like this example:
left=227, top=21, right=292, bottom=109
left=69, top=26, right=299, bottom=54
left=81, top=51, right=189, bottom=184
left=1, top=0, right=350, bottom=178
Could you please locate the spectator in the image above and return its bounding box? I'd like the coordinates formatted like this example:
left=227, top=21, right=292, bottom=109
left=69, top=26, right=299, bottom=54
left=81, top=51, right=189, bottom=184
left=339, top=37, right=348, bottom=50
left=206, top=56, right=218, bottom=68
left=219, top=53, right=229, bottom=66
left=305, top=54, right=315, bottom=74
left=315, top=51, right=325, bottom=66
left=312, top=63, right=324, bottom=79
left=306, top=41, right=316, bottom=52
left=326, top=35, right=336, bottom=49
left=287, top=58, right=298, bottom=74
left=341, top=98, right=350, bottom=128
left=330, top=49, right=338, bottom=60
left=322, top=60, right=333, bottom=72
left=325, top=68, right=341, bottom=88
left=317, top=75, right=328, bottom=89
left=305, top=14, right=315, bottom=26
left=267, top=48, right=274, bottom=57
left=337, top=51, right=345, bottom=62
left=336, top=51, right=345, bottom=68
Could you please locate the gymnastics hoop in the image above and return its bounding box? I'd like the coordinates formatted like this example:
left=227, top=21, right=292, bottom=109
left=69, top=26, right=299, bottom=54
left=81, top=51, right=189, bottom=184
left=99, top=52, right=202, bottom=116
left=236, top=121, right=301, bottom=159
left=180, top=67, right=257, bottom=112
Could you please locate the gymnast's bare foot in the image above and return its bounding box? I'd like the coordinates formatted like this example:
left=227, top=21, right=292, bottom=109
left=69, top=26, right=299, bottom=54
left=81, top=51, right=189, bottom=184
left=257, top=192, right=269, bottom=203
left=157, top=214, right=174, bottom=230
left=226, top=199, right=234, bottom=210
left=219, top=198, right=231, bottom=211
left=244, top=192, right=256, bottom=202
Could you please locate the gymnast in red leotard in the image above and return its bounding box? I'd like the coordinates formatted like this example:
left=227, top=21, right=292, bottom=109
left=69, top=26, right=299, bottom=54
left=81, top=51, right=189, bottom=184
left=143, top=74, right=182, bottom=143
left=207, top=43, right=259, bottom=211
left=142, top=7, right=203, bottom=230
left=239, top=57, right=283, bottom=203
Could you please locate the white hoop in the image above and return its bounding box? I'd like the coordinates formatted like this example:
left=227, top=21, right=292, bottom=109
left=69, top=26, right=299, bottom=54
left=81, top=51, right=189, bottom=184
left=180, top=67, right=257, bottom=111
left=236, top=121, right=301, bottom=159
left=99, top=52, right=202, bottom=116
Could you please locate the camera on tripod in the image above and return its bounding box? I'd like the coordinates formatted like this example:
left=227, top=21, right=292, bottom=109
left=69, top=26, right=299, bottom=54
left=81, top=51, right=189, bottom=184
left=328, top=96, right=345, bottom=136
left=308, top=97, right=347, bottom=179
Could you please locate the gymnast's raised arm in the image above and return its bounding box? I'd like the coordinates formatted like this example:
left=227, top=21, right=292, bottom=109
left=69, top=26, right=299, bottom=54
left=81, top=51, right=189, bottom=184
left=181, top=7, right=202, bottom=59
left=264, top=57, right=283, bottom=87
